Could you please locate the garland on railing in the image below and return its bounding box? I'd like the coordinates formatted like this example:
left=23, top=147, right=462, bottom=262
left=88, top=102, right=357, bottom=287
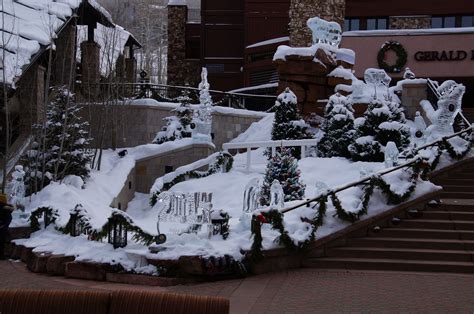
left=150, top=151, right=234, bottom=206
left=249, top=134, right=473, bottom=260
left=30, top=207, right=58, bottom=231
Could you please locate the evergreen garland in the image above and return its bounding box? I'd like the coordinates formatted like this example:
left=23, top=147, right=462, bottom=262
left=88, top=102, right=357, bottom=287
left=150, top=151, right=233, bottom=206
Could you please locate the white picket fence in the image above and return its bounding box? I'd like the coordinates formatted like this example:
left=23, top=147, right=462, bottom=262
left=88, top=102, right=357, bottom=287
left=223, top=139, right=319, bottom=172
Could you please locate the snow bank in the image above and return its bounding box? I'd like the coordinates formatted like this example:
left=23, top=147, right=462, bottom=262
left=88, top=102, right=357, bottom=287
left=230, top=114, right=274, bottom=143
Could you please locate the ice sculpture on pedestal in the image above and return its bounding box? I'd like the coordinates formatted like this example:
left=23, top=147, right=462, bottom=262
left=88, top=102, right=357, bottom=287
left=384, top=141, right=399, bottom=168
left=270, top=180, right=285, bottom=210
left=307, top=17, right=342, bottom=47
left=243, top=178, right=260, bottom=213
left=193, top=67, right=213, bottom=143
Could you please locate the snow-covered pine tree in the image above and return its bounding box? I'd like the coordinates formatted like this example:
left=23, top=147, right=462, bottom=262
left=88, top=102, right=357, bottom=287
left=153, top=89, right=195, bottom=144
left=318, top=93, right=356, bottom=158
left=260, top=147, right=306, bottom=206
left=349, top=99, right=410, bottom=162
left=270, top=88, right=313, bottom=158
left=23, top=87, right=92, bottom=194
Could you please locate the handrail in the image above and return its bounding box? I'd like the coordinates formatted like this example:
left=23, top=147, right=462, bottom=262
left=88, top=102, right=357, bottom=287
left=281, top=157, right=421, bottom=214
left=92, top=82, right=277, bottom=99
left=279, top=126, right=473, bottom=215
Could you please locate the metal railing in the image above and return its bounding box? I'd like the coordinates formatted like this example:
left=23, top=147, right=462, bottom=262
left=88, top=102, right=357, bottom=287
left=276, top=127, right=473, bottom=216
left=78, top=82, right=277, bottom=111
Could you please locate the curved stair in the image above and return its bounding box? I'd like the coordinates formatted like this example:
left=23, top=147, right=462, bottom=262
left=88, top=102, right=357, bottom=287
left=303, top=158, right=474, bottom=274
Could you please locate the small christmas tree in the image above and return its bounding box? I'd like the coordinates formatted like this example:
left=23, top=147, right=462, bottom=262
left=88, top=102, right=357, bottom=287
left=270, top=88, right=313, bottom=158
left=318, top=93, right=356, bottom=158
left=349, top=99, right=410, bottom=162
left=153, top=89, right=195, bottom=144
left=260, top=147, right=306, bottom=206
left=23, top=86, right=92, bottom=193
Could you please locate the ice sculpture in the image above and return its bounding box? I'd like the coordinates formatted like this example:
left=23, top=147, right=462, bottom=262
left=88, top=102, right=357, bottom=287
left=8, top=165, right=26, bottom=211
left=307, top=17, right=342, bottom=47
left=270, top=180, right=285, bottom=210
left=193, top=67, right=213, bottom=143
left=314, top=181, right=329, bottom=198
left=435, top=82, right=465, bottom=134
left=384, top=141, right=399, bottom=168
left=364, top=68, right=391, bottom=99
left=243, top=178, right=260, bottom=213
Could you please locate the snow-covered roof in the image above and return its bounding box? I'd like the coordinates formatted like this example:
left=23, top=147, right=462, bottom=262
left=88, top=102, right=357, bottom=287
left=0, top=0, right=118, bottom=85
left=343, top=27, right=474, bottom=37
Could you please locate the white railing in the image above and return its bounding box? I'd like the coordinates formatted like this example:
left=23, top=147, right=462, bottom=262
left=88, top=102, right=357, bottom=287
left=223, top=139, right=319, bottom=172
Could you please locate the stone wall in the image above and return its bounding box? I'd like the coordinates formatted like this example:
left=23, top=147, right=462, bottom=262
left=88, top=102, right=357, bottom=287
left=389, top=16, right=431, bottom=30
left=79, top=103, right=266, bottom=150
left=135, top=143, right=214, bottom=194
left=167, top=5, right=201, bottom=87
left=401, top=82, right=429, bottom=120
left=110, top=143, right=215, bottom=210
left=289, top=0, right=345, bottom=47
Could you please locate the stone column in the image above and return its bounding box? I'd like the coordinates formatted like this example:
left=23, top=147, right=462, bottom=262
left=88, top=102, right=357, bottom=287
left=80, top=41, right=101, bottom=98
left=53, top=21, right=77, bottom=87
left=167, top=4, right=187, bottom=86
left=115, top=54, right=126, bottom=82
left=389, top=16, right=431, bottom=29
left=289, top=0, right=346, bottom=47
left=17, top=64, right=46, bottom=133
left=401, top=82, right=428, bottom=120
left=125, top=58, right=137, bottom=84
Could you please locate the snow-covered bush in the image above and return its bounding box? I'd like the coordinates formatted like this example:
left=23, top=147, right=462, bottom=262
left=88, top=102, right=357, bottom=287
left=318, top=93, right=356, bottom=158
left=260, top=147, right=305, bottom=206
left=153, top=89, right=195, bottom=144
left=270, top=88, right=313, bottom=158
left=22, top=87, right=92, bottom=194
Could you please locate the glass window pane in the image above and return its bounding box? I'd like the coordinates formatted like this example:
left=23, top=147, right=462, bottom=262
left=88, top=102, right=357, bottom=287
left=461, top=16, right=473, bottom=27
left=432, top=17, right=442, bottom=28
left=378, top=18, right=387, bottom=29
left=350, top=19, right=360, bottom=31
left=344, top=19, right=350, bottom=31
left=367, top=19, right=376, bottom=30
left=444, top=16, right=456, bottom=28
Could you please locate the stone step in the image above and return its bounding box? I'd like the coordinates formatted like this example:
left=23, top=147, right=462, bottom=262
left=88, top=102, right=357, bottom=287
left=348, top=237, right=474, bottom=251
left=373, top=228, right=474, bottom=240
left=440, top=191, right=474, bottom=199
left=425, top=200, right=474, bottom=212
left=420, top=211, right=474, bottom=221
left=442, top=185, right=474, bottom=193
left=434, top=179, right=474, bottom=186
left=325, top=247, right=473, bottom=262
left=303, top=257, right=474, bottom=273
left=398, top=219, right=474, bottom=230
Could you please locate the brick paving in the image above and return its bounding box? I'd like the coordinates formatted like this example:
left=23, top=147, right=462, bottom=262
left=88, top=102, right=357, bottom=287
left=2, top=260, right=474, bottom=313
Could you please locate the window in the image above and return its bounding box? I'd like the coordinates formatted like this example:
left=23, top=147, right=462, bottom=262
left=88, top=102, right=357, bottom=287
left=366, top=18, right=388, bottom=30
left=344, top=18, right=360, bottom=31
left=432, top=16, right=467, bottom=28
left=462, top=16, right=474, bottom=27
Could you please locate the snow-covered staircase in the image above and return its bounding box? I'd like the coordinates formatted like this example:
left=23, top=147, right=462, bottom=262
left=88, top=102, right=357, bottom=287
left=303, top=158, right=474, bottom=274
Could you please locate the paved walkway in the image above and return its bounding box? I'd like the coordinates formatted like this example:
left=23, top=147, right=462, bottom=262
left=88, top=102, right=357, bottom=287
left=2, top=260, right=474, bottom=313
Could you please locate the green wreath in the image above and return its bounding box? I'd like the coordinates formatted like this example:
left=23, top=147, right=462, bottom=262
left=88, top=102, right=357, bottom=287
left=377, top=41, right=407, bottom=73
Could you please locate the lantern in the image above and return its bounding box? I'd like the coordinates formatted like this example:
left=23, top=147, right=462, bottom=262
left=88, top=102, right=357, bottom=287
left=70, top=213, right=83, bottom=237
left=107, top=216, right=128, bottom=249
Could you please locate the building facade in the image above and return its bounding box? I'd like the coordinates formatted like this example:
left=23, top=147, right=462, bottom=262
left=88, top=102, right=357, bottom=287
left=168, top=0, right=474, bottom=105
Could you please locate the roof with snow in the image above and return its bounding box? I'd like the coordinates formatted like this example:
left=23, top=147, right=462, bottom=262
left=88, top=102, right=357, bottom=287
left=0, top=0, right=139, bottom=85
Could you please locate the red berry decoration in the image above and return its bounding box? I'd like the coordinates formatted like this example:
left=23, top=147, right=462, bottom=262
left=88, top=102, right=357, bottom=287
left=257, top=214, right=268, bottom=224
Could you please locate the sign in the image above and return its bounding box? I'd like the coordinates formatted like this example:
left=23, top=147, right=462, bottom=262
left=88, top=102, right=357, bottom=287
left=415, top=50, right=474, bottom=62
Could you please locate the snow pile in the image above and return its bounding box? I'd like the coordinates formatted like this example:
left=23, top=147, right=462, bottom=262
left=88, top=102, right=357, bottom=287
left=328, top=66, right=356, bottom=80
left=273, top=43, right=355, bottom=65
left=231, top=114, right=274, bottom=143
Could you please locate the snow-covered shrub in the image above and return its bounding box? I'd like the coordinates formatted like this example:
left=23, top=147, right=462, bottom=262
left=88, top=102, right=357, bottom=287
left=318, top=93, right=356, bottom=158
left=22, top=87, right=92, bottom=194
left=260, top=147, right=305, bottom=206
left=270, top=88, right=313, bottom=158
left=153, top=89, right=195, bottom=144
